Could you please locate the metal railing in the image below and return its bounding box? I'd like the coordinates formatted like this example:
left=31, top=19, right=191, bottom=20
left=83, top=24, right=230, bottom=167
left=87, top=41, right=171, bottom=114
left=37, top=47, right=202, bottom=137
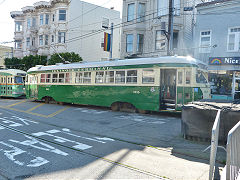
left=226, top=121, right=240, bottom=180
left=208, top=110, right=221, bottom=180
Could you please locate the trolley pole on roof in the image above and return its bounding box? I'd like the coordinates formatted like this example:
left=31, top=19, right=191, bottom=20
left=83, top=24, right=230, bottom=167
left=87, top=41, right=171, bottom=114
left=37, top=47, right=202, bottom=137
left=110, top=23, right=114, bottom=60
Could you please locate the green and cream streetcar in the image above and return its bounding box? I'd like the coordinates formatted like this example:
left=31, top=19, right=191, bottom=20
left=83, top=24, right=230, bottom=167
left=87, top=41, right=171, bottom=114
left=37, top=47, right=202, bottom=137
left=26, top=56, right=210, bottom=112
left=0, top=69, right=26, bottom=98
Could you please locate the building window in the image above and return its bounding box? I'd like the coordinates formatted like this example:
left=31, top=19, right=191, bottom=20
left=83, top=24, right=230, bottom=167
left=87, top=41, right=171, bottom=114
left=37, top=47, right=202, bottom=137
left=127, top=3, right=135, bottom=22
left=58, top=32, right=66, bottom=43
left=27, top=18, right=31, bottom=29
left=40, top=14, right=44, bottom=25
left=174, top=0, right=180, bottom=15
left=15, top=22, right=22, bottom=32
left=227, top=27, right=240, bottom=51
left=156, top=30, right=166, bottom=50
left=59, top=10, right=66, bottom=21
left=26, top=37, right=30, bottom=48
left=32, top=18, right=36, bottom=27
left=126, top=34, right=133, bottom=53
left=45, top=14, right=49, bottom=25
left=137, top=34, right=144, bottom=53
left=199, top=30, right=211, bottom=53
left=52, top=14, right=55, bottom=22
left=102, top=17, right=109, bottom=29
left=137, top=3, right=145, bottom=22
left=15, top=40, right=22, bottom=49
left=39, top=35, right=43, bottom=46
left=157, top=0, right=180, bottom=16
left=52, top=35, right=54, bottom=43
left=45, top=35, right=49, bottom=45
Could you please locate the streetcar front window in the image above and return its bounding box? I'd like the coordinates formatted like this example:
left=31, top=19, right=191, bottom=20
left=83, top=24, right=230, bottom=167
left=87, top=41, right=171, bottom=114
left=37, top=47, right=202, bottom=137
left=15, top=76, right=24, bottom=83
left=196, top=70, right=208, bottom=84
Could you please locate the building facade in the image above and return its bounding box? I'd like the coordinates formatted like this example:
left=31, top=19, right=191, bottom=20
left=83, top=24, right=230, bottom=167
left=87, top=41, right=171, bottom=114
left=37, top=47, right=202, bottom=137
left=10, top=0, right=121, bottom=61
left=0, top=45, right=13, bottom=68
left=120, top=0, right=200, bottom=59
left=193, top=0, right=240, bottom=99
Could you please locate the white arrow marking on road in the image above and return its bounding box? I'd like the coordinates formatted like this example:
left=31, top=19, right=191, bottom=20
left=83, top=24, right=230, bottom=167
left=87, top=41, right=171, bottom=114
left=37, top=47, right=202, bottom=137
left=0, top=141, right=49, bottom=167
left=9, top=136, right=68, bottom=156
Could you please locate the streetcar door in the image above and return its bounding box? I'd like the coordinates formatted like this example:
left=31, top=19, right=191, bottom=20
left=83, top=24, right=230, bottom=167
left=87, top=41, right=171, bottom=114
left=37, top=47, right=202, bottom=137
left=29, top=75, right=38, bottom=98
left=160, top=69, right=177, bottom=110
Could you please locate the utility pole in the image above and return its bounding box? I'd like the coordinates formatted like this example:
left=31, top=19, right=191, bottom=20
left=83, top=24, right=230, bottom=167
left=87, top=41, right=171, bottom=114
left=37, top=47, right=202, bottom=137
left=167, top=0, right=174, bottom=56
left=109, top=23, right=114, bottom=60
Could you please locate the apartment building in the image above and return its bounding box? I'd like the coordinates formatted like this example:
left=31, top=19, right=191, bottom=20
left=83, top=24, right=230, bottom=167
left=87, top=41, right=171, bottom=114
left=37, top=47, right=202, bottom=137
left=193, top=0, right=240, bottom=99
left=121, top=0, right=199, bottom=59
left=10, top=0, right=121, bottom=61
left=0, top=45, right=13, bottom=68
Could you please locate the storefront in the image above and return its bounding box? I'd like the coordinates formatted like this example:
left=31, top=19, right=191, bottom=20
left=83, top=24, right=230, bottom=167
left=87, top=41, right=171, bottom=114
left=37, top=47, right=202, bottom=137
left=209, top=57, right=240, bottom=100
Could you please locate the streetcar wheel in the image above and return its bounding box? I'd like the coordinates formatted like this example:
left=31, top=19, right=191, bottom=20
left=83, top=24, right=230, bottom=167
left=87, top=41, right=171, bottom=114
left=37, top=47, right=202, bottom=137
left=44, top=97, right=49, bottom=104
left=111, top=103, right=120, bottom=111
left=120, top=103, right=136, bottom=113
left=138, top=109, right=149, bottom=114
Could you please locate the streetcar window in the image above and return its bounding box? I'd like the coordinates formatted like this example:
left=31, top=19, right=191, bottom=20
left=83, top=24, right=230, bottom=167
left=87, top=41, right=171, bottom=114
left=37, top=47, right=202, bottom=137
left=105, top=71, right=114, bottom=83
left=40, top=74, right=46, bottom=83
left=46, top=74, right=51, bottom=83
left=52, top=73, right=58, bottom=83
left=178, top=71, right=183, bottom=84
left=196, top=70, right=207, bottom=83
left=127, top=70, right=137, bottom=84
left=75, top=72, right=83, bottom=83
left=58, top=73, right=64, bottom=83
left=186, top=71, right=191, bottom=84
left=95, top=71, right=104, bottom=83
left=115, top=71, right=125, bottom=83
left=142, top=69, right=154, bottom=84
left=83, top=72, right=91, bottom=83
left=15, top=76, right=23, bottom=83
left=65, top=73, right=71, bottom=83
left=7, top=77, right=10, bottom=83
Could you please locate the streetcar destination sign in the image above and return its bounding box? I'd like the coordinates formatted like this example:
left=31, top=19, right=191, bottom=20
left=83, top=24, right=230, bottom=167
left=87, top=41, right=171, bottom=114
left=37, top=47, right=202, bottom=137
left=209, top=57, right=240, bottom=65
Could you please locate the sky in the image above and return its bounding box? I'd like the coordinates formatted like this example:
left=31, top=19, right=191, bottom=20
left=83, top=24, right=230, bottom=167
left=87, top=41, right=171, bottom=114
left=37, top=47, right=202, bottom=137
left=0, top=0, right=122, bottom=47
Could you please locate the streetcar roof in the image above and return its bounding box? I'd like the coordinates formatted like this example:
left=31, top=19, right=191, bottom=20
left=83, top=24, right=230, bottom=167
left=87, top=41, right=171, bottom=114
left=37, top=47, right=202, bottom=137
left=0, top=69, right=26, bottom=76
left=27, top=56, right=207, bottom=73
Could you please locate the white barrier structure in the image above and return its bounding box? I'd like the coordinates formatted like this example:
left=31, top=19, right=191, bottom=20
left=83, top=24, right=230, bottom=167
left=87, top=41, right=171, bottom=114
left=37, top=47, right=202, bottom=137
left=226, top=121, right=240, bottom=180
left=208, top=110, right=221, bottom=180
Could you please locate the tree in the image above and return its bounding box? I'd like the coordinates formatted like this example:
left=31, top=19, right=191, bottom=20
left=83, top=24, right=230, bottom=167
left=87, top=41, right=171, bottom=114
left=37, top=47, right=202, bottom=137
left=48, top=52, right=82, bottom=65
left=4, top=57, right=23, bottom=70
left=4, top=55, right=47, bottom=71
left=22, top=55, right=47, bottom=71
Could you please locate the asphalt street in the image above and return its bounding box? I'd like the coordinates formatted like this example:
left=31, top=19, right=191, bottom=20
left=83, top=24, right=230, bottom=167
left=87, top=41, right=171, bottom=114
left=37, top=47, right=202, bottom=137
left=0, top=98, right=213, bottom=180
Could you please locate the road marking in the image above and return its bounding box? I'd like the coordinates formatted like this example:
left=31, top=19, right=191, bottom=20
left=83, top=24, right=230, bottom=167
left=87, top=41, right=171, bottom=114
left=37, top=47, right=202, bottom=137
left=26, top=103, right=44, bottom=112
left=47, top=107, right=69, bottom=118
left=6, top=100, right=27, bottom=108
left=0, top=105, right=68, bottom=118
